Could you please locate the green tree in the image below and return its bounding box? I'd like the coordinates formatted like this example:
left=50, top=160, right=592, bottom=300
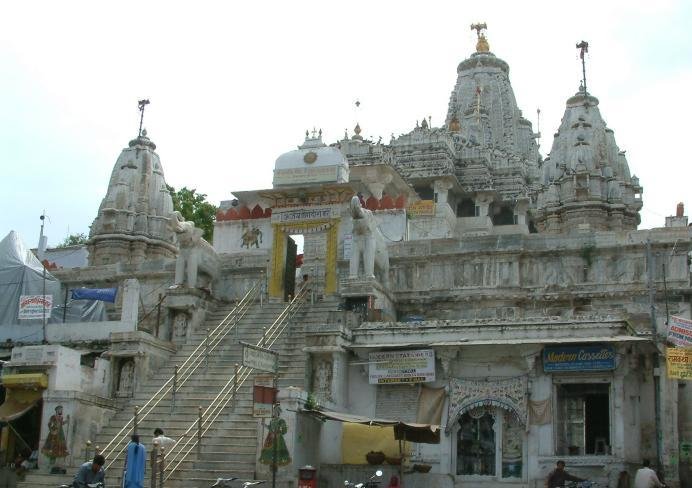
left=167, top=185, right=217, bottom=242
left=56, top=232, right=88, bottom=248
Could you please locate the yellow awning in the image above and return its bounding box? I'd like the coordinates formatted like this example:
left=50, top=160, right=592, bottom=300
left=0, top=389, right=42, bottom=422
left=1, top=373, right=48, bottom=390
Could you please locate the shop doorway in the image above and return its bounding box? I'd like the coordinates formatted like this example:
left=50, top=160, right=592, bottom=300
left=5, top=400, right=42, bottom=465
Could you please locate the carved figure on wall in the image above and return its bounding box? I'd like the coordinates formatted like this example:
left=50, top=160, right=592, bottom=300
left=312, top=360, right=333, bottom=401
left=173, top=312, right=189, bottom=340
left=241, top=227, right=263, bottom=249
left=349, top=195, right=390, bottom=285
left=118, top=360, right=135, bottom=397
left=168, top=211, right=204, bottom=287
left=42, top=405, right=70, bottom=468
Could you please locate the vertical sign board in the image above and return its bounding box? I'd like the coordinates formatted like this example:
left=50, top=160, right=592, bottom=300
left=543, top=345, right=616, bottom=372
left=253, top=374, right=277, bottom=418
left=241, top=342, right=278, bottom=373
left=666, top=348, right=692, bottom=380
left=667, top=315, right=692, bottom=347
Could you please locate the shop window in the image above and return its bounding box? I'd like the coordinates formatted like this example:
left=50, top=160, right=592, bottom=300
left=556, top=383, right=610, bottom=456
left=456, top=407, right=525, bottom=478
left=457, top=410, right=496, bottom=476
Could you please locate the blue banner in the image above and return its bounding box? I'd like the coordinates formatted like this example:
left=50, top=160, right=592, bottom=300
left=543, top=345, right=616, bottom=372
left=71, top=287, right=118, bottom=303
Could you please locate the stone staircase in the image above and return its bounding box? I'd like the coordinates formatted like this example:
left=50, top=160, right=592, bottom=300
left=20, top=296, right=339, bottom=488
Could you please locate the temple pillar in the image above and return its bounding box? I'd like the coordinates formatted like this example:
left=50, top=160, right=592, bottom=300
left=325, top=222, right=338, bottom=295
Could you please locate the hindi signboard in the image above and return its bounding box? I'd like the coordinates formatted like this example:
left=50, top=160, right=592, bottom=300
left=242, top=342, right=278, bottom=373
left=273, top=165, right=339, bottom=185
left=368, top=349, right=435, bottom=384
left=18, top=295, right=53, bottom=320
left=407, top=200, right=435, bottom=217
left=253, top=374, right=277, bottom=418
left=666, top=347, right=692, bottom=380
left=668, top=315, right=692, bottom=347
left=271, top=205, right=340, bottom=224
left=543, top=345, right=616, bottom=372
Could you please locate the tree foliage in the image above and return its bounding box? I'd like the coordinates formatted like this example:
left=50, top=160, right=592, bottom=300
left=167, top=185, right=217, bottom=242
left=56, top=233, right=88, bottom=248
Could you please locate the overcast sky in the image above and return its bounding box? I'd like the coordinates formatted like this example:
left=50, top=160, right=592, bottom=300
left=1, top=0, right=690, bottom=248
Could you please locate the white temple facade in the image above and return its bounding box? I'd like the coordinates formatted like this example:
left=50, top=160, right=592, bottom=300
left=2, top=26, right=691, bottom=488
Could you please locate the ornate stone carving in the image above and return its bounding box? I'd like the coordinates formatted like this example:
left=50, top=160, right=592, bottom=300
left=349, top=196, right=389, bottom=285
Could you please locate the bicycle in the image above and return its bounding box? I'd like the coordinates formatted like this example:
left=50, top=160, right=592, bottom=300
left=565, top=481, right=600, bottom=488
left=345, top=469, right=383, bottom=488
left=210, top=478, right=267, bottom=488
left=57, top=483, right=104, bottom=488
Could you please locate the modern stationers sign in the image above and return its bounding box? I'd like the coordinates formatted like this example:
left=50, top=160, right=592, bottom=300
left=369, top=349, right=435, bottom=384
left=543, top=345, right=616, bottom=372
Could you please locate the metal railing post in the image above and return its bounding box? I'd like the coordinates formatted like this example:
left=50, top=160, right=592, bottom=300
left=197, top=406, right=203, bottom=457
left=233, top=363, right=239, bottom=411
left=159, top=446, right=165, bottom=488
left=151, top=441, right=159, bottom=488
left=133, top=406, right=139, bottom=436
left=84, top=440, right=92, bottom=462
left=205, top=328, right=210, bottom=373
left=171, top=365, right=178, bottom=413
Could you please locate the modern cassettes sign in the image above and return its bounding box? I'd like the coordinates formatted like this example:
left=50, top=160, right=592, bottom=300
left=543, top=345, right=616, bottom=372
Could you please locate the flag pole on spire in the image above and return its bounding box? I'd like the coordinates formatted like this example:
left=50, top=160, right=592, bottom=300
left=576, top=40, right=589, bottom=94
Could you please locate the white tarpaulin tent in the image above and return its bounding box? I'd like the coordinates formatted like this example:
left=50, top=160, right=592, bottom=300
left=0, top=231, right=105, bottom=326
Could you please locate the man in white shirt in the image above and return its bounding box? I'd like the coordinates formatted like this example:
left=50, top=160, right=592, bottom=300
left=152, top=428, right=176, bottom=456
left=634, top=460, right=665, bottom=488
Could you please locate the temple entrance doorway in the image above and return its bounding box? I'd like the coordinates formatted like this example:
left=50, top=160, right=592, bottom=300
left=269, top=219, right=340, bottom=300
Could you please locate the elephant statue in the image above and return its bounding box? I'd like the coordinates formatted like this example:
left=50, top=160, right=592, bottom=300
left=349, top=196, right=389, bottom=285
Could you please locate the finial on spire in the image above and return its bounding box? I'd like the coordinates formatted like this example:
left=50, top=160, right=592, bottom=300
left=470, top=23, right=489, bottom=52
left=576, top=40, right=589, bottom=95
left=137, top=99, right=150, bottom=137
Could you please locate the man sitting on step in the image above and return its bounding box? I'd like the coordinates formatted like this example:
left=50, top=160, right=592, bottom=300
left=72, top=454, right=105, bottom=488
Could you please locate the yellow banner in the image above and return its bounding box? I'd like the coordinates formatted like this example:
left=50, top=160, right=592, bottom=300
left=666, top=348, right=692, bottom=380
left=407, top=200, right=435, bottom=217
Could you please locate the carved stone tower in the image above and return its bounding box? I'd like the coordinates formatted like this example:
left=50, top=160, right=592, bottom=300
left=534, top=87, right=643, bottom=233
left=88, top=131, right=177, bottom=265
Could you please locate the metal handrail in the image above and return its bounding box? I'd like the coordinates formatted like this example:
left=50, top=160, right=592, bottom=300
left=101, top=280, right=263, bottom=469
left=163, top=285, right=309, bottom=481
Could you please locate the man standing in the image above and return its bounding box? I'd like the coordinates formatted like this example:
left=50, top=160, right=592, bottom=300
left=634, top=460, right=665, bottom=488
left=72, top=454, right=105, bottom=487
left=152, top=428, right=176, bottom=456
left=546, top=460, right=586, bottom=488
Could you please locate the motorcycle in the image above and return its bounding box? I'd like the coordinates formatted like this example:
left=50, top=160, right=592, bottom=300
left=345, top=469, right=383, bottom=488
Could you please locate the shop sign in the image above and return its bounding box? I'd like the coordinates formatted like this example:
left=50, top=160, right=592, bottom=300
left=543, top=345, right=616, bottom=372
left=18, top=295, right=53, bottom=320
left=667, top=315, right=692, bottom=347
left=666, top=347, right=692, bottom=380
left=407, top=200, right=435, bottom=217
left=368, top=349, right=435, bottom=384
left=253, top=374, right=277, bottom=418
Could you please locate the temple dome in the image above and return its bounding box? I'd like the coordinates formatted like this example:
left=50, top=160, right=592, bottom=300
left=273, top=131, right=349, bottom=187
